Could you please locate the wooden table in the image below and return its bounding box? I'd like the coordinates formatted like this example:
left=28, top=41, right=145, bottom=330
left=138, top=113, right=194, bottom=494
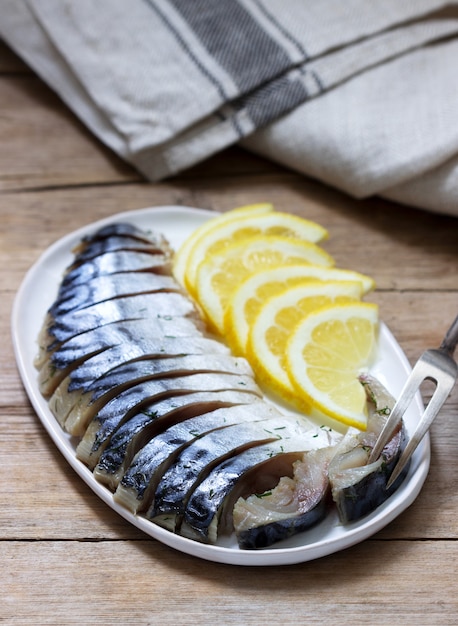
left=1, top=40, right=457, bottom=625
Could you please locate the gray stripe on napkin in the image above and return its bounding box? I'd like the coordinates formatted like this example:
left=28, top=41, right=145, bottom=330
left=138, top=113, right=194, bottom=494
left=164, top=0, right=312, bottom=129
left=144, top=0, right=244, bottom=138
left=237, top=72, right=308, bottom=128
left=169, top=0, right=298, bottom=91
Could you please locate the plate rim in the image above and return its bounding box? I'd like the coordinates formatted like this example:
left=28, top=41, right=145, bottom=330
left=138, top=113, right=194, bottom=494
left=11, top=204, right=431, bottom=566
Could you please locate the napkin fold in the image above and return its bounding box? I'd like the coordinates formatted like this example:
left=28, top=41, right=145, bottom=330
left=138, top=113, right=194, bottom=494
left=2, top=0, right=458, bottom=216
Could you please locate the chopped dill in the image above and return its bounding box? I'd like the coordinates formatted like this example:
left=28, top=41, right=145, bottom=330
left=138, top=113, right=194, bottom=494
left=255, top=490, right=272, bottom=499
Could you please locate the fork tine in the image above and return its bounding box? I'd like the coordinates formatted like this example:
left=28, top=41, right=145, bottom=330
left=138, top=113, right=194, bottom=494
left=370, top=315, right=458, bottom=491
left=368, top=356, right=430, bottom=464
left=369, top=347, right=457, bottom=489
left=386, top=355, right=457, bottom=488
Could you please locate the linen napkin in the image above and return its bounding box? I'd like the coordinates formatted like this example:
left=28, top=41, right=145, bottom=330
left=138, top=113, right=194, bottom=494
left=1, top=0, right=458, bottom=216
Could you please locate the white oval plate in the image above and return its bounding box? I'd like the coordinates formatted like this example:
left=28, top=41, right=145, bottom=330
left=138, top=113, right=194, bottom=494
left=11, top=205, right=430, bottom=566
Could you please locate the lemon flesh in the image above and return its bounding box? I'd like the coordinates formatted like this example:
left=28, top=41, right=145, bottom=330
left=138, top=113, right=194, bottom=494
left=184, top=210, right=328, bottom=295
left=225, top=263, right=375, bottom=355
left=173, top=202, right=274, bottom=287
left=247, top=281, right=364, bottom=411
left=286, top=302, right=379, bottom=430
left=195, top=235, right=335, bottom=333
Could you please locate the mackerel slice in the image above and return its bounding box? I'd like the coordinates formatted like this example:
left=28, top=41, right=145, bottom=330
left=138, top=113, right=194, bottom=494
left=48, top=335, right=231, bottom=426
left=181, top=423, right=341, bottom=544
left=95, top=393, right=267, bottom=491
left=70, top=237, right=171, bottom=265
left=328, top=374, right=407, bottom=524
left=233, top=446, right=335, bottom=549
left=114, top=401, right=281, bottom=513
left=75, top=222, right=167, bottom=246
left=147, top=416, right=304, bottom=530
left=52, top=354, right=254, bottom=433
left=62, top=250, right=172, bottom=288
left=74, top=371, right=262, bottom=458
left=38, top=316, right=204, bottom=396
left=49, top=272, right=181, bottom=317
left=70, top=223, right=172, bottom=263
left=36, top=291, right=201, bottom=367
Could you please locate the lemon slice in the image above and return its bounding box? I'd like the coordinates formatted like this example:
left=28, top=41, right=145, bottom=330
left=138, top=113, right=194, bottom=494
left=286, top=302, right=379, bottom=430
left=225, top=264, right=375, bottom=355
left=173, top=202, right=274, bottom=287
left=246, top=281, right=364, bottom=409
left=195, top=235, right=335, bottom=333
left=184, top=211, right=328, bottom=295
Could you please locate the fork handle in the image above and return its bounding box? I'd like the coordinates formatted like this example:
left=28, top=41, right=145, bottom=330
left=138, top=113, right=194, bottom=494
left=440, top=314, right=458, bottom=357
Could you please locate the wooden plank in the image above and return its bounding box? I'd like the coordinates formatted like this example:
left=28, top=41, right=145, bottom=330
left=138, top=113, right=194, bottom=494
left=0, top=69, right=286, bottom=191
left=0, top=76, right=140, bottom=190
left=1, top=182, right=457, bottom=291
left=1, top=539, right=457, bottom=625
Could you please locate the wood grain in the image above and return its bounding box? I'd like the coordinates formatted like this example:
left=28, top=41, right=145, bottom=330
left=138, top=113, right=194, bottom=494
left=2, top=540, right=457, bottom=625
left=1, top=41, right=457, bottom=625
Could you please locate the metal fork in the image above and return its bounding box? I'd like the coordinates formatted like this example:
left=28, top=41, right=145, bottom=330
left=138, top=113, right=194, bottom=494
left=369, top=314, right=458, bottom=489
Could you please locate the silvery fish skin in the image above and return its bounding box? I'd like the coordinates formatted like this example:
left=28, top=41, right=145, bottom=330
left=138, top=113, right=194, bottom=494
left=36, top=291, right=200, bottom=362
left=95, top=391, right=263, bottom=490
left=112, top=400, right=278, bottom=509
left=38, top=315, right=204, bottom=396
left=52, top=354, right=254, bottom=435
left=75, top=371, right=263, bottom=463
left=328, top=374, right=409, bottom=524
left=149, top=415, right=338, bottom=534
left=49, top=272, right=181, bottom=317
left=181, top=423, right=340, bottom=544
left=70, top=236, right=170, bottom=264
left=69, top=223, right=172, bottom=263
left=61, top=250, right=172, bottom=288
left=147, top=419, right=286, bottom=530
left=75, top=222, right=167, bottom=246
left=49, top=335, right=232, bottom=428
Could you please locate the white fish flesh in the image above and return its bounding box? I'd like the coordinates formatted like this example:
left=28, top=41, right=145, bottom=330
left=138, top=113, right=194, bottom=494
left=182, top=424, right=339, bottom=544
left=228, top=375, right=407, bottom=547
left=328, top=374, right=409, bottom=523
left=232, top=447, right=334, bottom=549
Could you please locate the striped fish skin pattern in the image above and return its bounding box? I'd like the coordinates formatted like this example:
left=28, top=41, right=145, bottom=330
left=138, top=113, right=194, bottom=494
left=75, top=371, right=263, bottom=465
left=95, top=393, right=265, bottom=492
left=113, top=400, right=280, bottom=513
left=61, top=250, right=173, bottom=288
left=36, top=291, right=202, bottom=367
left=36, top=223, right=405, bottom=550
left=49, top=353, right=255, bottom=433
